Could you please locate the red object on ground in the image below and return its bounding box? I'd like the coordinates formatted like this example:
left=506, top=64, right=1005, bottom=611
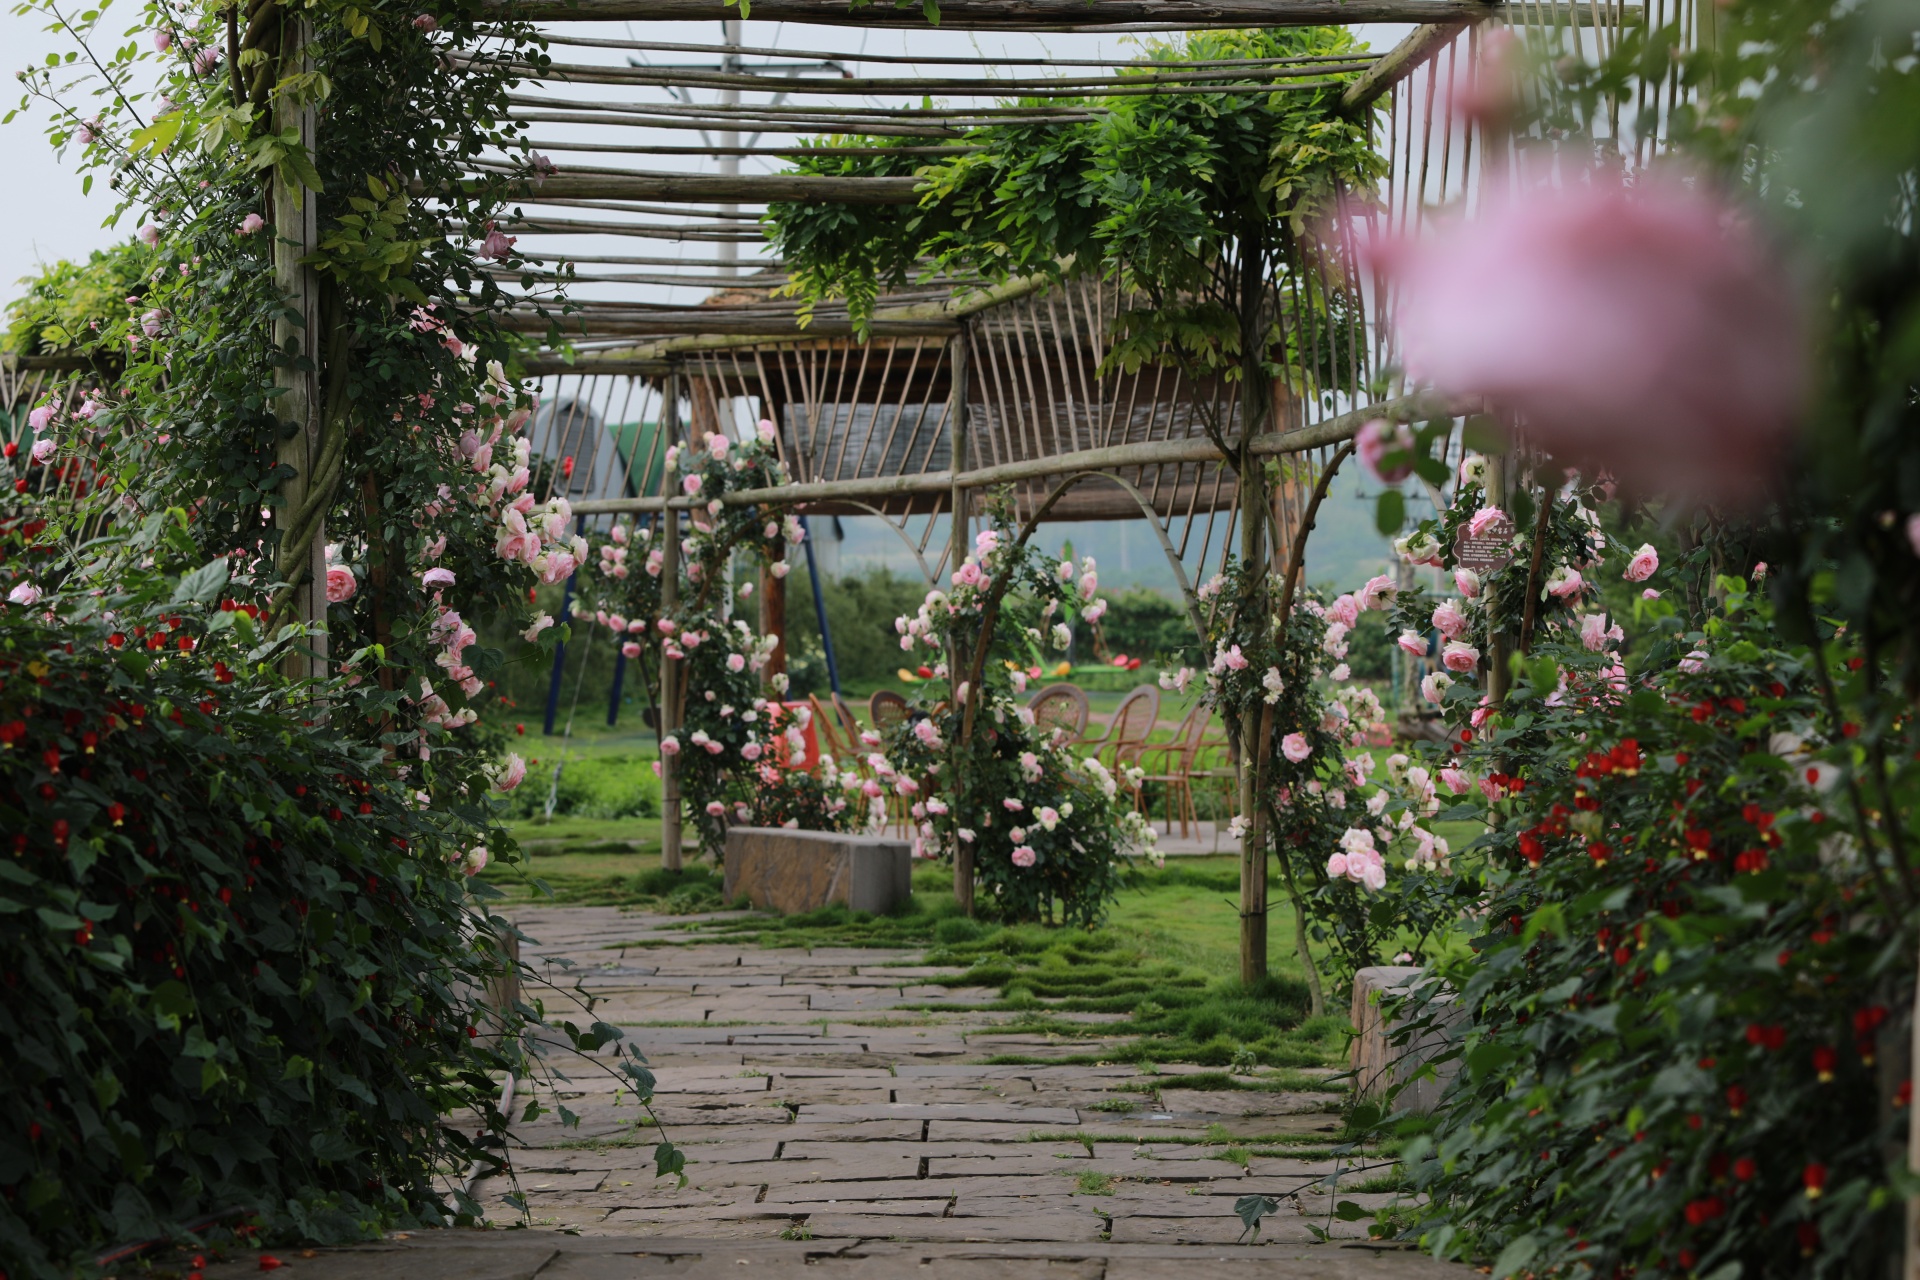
left=259, top=1257, right=284, bottom=1271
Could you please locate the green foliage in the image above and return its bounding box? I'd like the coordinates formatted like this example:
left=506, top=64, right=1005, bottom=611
left=1097, top=587, right=1197, bottom=666
left=2, top=241, right=158, bottom=356
left=782, top=565, right=934, bottom=695
left=0, top=555, right=521, bottom=1274
left=767, top=27, right=1386, bottom=388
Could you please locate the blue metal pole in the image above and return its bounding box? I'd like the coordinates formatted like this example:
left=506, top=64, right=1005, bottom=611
left=542, top=514, right=585, bottom=736
left=799, top=514, right=840, bottom=696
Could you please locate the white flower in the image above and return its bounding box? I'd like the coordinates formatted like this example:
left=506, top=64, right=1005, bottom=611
left=1261, top=667, right=1286, bottom=704
left=1051, top=623, right=1072, bottom=650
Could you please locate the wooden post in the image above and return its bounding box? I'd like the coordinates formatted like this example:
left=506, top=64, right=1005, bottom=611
left=760, top=538, right=787, bottom=686
left=271, top=16, right=326, bottom=680
left=1237, top=443, right=1270, bottom=987
left=947, top=332, right=974, bottom=917
left=1485, top=452, right=1511, bottom=706
left=658, top=371, right=685, bottom=871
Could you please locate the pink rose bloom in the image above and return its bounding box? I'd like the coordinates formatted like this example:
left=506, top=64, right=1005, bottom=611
left=1579, top=613, right=1610, bottom=652
left=326, top=565, right=357, bottom=603
left=30, top=439, right=55, bottom=465
left=1624, top=543, right=1660, bottom=582
left=1358, top=574, right=1396, bottom=611
left=707, top=432, right=730, bottom=459
left=1441, top=641, right=1480, bottom=673
left=27, top=406, right=56, bottom=432
left=239, top=213, right=265, bottom=236
left=758, top=418, right=777, bottom=443
left=1326, top=852, right=1350, bottom=879
left=1420, top=671, right=1453, bottom=704
left=494, top=753, right=527, bottom=791
left=1011, top=845, right=1037, bottom=868
left=1355, top=418, right=1415, bottom=485
left=705, top=801, right=726, bottom=817
left=153, top=28, right=172, bottom=51
left=1453, top=567, right=1481, bottom=599
left=421, top=567, right=455, bottom=588
left=1431, top=600, right=1468, bottom=640
left=1281, top=733, right=1311, bottom=764
left=139, top=223, right=160, bottom=247
left=1003, top=797, right=1025, bottom=811
left=412, top=13, right=438, bottom=29
left=1546, top=566, right=1584, bottom=599
left=8, top=583, right=42, bottom=606
left=1223, top=645, right=1248, bottom=672
left=621, top=641, right=641, bottom=659
left=1439, top=767, right=1470, bottom=795
left=660, top=736, right=681, bottom=756
left=539, top=551, right=577, bottom=584
left=1470, top=696, right=1495, bottom=729
left=742, top=743, right=763, bottom=761
left=862, top=779, right=885, bottom=799
left=703, top=740, right=723, bottom=756
left=681, top=473, right=703, bottom=497
left=1384, top=175, right=1806, bottom=507
left=477, top=223, right=516, bottom=260
left=1642, top=587, right=1662, bottom=600
left=1396, top=631, right=1427, bottom=657
left=1467, top=506, right=1508, bottom=539
left=1326, top=593, right=1360, bottom=628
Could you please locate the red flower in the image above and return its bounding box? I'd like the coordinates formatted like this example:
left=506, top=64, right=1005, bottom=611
left=0, top=720, right=23, bottom=748
left=42, top=747, right=60, bottom=774
left=1734, top=1156, right=1757, bottom=1181
left=52, top=819, right=69, bottom=849
left=1803, top=1162, right=1827, bottom=1199
left=1897, top=1080, right=1913, bottom=1109
left=1683, top=1196, right=1724, bottom=1226
left=1797, top=1222, right=1820, bottom=1256
left=1745, top=1023, right=1786, bottom=1051
left=1813, top=1046, right=1837, bottom=1082
left=107, top=802, right=125, bottom=827
left=1726, top=1084, right=1748, bottom=1116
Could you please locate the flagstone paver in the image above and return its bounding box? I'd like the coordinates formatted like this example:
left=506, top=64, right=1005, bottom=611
left=217, top=905, right=1466, bottom=1278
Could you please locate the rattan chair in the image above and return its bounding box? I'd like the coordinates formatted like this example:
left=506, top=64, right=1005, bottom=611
left=1080, top=684, right=1161, bottom=782
left=1134, top=701, right=1217, bottom=836
left=869, top=689, right=910, bottom=733
left=1027, top=683, right=1089, bottom=744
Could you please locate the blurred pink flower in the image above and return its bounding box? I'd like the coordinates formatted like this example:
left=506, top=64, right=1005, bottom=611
left=1281, top=732, right=1311, bottom=763
left=1011, top=845, right=1037, bottom=868
left=1439, top=766, right=1470, bottom=795
left=493, top=753, right=526, bottom=791
left=1359, top=574, right=1396, bottom=611
left=27, top=405, right=56, bottom=432
left=1624, top=544, right=1660, bottom=581
left=1384, top=176, right=1805, bottom=506
left=477, top=222, right=516, bottom=260
left=1396, top=631, right=1427, bottom=657
left=239, top=213, right=265, bottom=236
left=30, top=439, right=55, bottom=465
left=1355, top=418, right=1415, bottom=485
left=1467, top=506, right=1507, bottom=539
left=412, top=13, right=438, bottom=30
left=1453, top=567, right=1481, bottom=599
left=1431, top=600, right=1468, bottom=640
left=1441, top=641, right=1480, bottom=673
left=421, top=567, right=455, bottom=588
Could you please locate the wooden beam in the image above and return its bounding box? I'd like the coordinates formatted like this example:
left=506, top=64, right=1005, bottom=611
left=498, top=314, right=962, bottom=337
left=500, top=171, right=921, bottom=205
left=491, top=0, right=1501, bottom=26
left=566, top=392, right=1464, bottom=515
left=1340, top=21, right=1469, bottom=112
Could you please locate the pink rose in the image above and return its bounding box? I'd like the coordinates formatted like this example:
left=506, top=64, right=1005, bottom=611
left=152, top=28, right=172, bottom=51
left=477, top=222, right=516, bottom=261
left=726, top=653, right=746, bottom=673
left=1439, top=767, right=1470, bottom=795
left=421, top=567, right=455, bottom=588
left=1453, top=567, right=1481, bottom=599
left=1396, top=632, right=1428, bottom=657
left=1441, top=641, right=1480, bottom=673
left=1420, top=672, right=1453, bottom=704
left=494, top=753, right=526, bottom=792
left=27, top=406, right=56, bottom=432
left=1358, top=574, right=1396, bottom=611
left=660, top=736, right=681, bottom=756
left=1467, top=507, right=1508, bottom=539
left=8, top=583, right=42, bottom=606
left=1624, top=543, right=1660, bottom=582
left=30, top=439, right=55, bottom=465
left=326, top=565, right=357, bottom=603
left=1431, top=600, right=1468, bottom=640
left=1011, top=845, right=1037, bottom=868
left=1546, top=567, right=1584, bottom=599
left=1326, top=852, right=1350, bottom=879
left=621, top=641, right=641, bottom=659
left=239, top=213, right=265, bottom=236
left=1327, top=593, right=1360, bottom=628
left=412, top=13, right=438, bottom=29
left=1281, top=733, right=1311, bottom=764
left=1642, top=587, right=1662, bottom=600
left=758, top=418, right=776, bottom=443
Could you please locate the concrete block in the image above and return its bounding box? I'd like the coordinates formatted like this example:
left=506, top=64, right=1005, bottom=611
left=1349, top=966, right=1462, bottom=1113
left=723, top=827, right=912, bottom=916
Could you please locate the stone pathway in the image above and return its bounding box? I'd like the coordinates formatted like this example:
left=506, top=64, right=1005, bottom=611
left=404, top=905, right=1469, bottom=1277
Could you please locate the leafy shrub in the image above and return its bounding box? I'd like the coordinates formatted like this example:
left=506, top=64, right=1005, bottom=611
left=1391, top=587, right=1907, bottom=1275
left=1097, top=588, right=1196, bottom=666
left=0, top=566, right=519, bottom=1276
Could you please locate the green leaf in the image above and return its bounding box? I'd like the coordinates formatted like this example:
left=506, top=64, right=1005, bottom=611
left=1491, top=1235, right=1540, bottom=1279
left=1374, top=489, right=1406, bottom=535
left=172, top=557, right=230, bottom=604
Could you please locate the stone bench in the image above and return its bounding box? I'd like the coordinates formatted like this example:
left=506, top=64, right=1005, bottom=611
left=1350, top=965, right=1462, bottom=1113
left=723, top=827, right=913, bottom=916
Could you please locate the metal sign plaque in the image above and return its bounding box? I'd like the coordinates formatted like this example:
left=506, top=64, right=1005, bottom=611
left=1454, top=512, right=1517, bottom=573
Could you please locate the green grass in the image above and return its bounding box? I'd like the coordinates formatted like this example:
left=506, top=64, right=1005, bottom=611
left=1074, top=1171, right=1117, bottom=1195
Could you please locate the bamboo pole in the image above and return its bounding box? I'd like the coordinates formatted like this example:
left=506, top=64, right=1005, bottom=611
left=947, top=331, right=975, bottom=917
left=271, top=16, right=327, bottom=681
left=658, top=372, right=685, bottom=872
left=488, top=0, right=1507, bottom=28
